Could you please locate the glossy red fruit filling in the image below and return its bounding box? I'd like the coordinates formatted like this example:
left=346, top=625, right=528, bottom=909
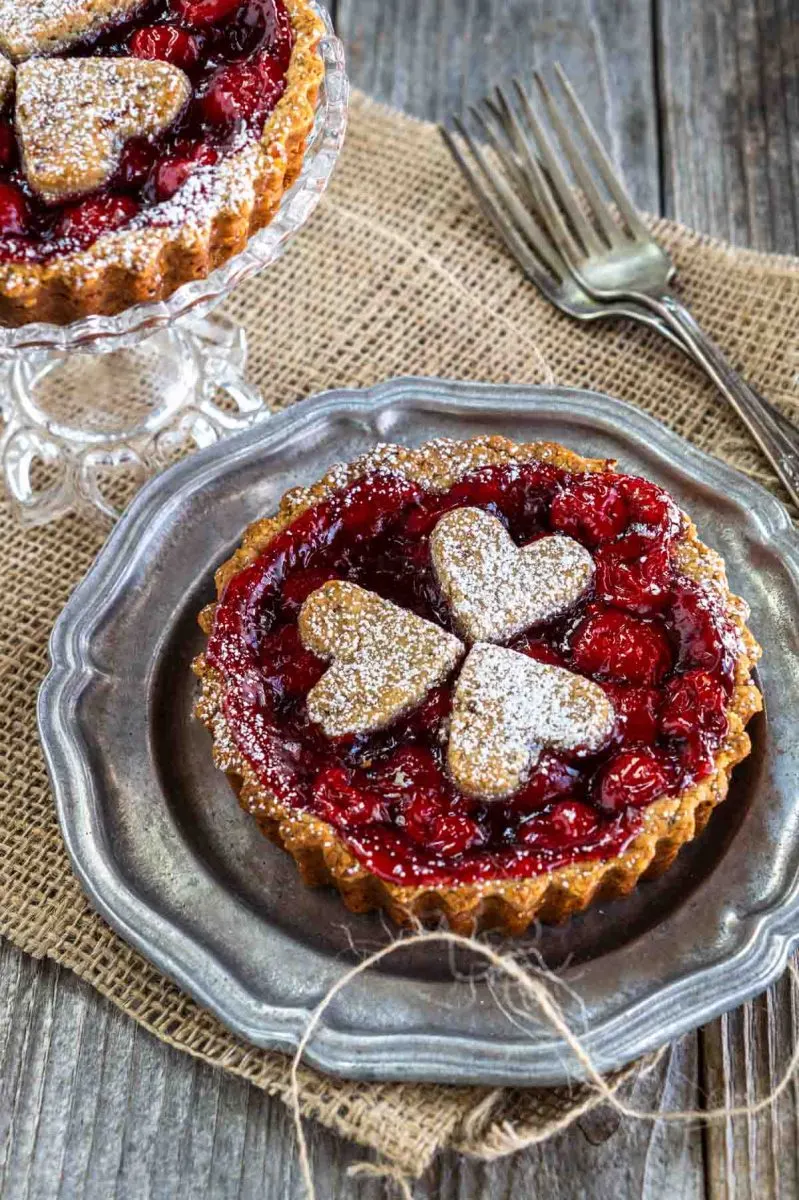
left=660, top=670, right=728, bottom=738
left=593, top=540, right=673, bottom=614
left=520, top=801, right=601, bottom=850
left=602, top=684, right=662, bottom=745
left=570, top=608, right=674, bottom=685
left=597, top=748, right=672, bottom=813
left=207, top=464, right=739, bottom=887
left=199, top=53, right=286, bottom=126
left=258, top=624, right=325, bottom=699
left=0, top=124, right=17, bottom=171
left=54, top=194, right=141, bottom=248
left=514, top=636, right=568, bottom=667
left=672, top=579, right=738, bottom=679
left=116, top=138, right=161, bottom=188
left=312, top=767, right=388, bottom=829
left=172, top=0, right=243, bottom=27
left=130, top=24, right=201, bottom=68
left=550, top=475, right=629, bottom=545
left=151, top=141, right=220, bottom=200
left=0, top=184, right=31, bottom=237
left=618, top=476, right=681, bottom=535
left=0, top=0, right=294, bottom=265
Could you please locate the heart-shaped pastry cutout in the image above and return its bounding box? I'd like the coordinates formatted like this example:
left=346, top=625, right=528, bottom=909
left=299, top=581, right=465, bottom=738
left=0, top=0, right=144, bottom=62
left=448, top=643, right=615, bottom=800
left=430, top=507, right=594, bottom=644
left=16, top=58, right=190, bottom=204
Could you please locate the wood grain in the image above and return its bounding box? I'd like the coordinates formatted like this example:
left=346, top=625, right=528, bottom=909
left=336, top=0, right=662, bottom=212
left=0, top=941, right=705, bottom=1199
left=658, top=3, right=799, bottom=1198
left=657, top=0, right=799, bottom=252
left=3, top=0, right=798, bottom=1196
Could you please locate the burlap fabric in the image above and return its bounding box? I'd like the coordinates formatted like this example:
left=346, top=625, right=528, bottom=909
left=2, top=91, right=798, bottom=1178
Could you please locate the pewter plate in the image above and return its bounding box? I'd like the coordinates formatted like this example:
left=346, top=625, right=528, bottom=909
left=39, top=377, right=799, bottom=1087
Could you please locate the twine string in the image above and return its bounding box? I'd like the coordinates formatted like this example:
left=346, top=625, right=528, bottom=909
left=289, top=930, right=799, bottom=1199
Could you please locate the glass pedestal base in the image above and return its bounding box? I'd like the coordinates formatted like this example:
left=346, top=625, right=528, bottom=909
left=0, top=313, right=267, bottom=525
left=0, top=6, right=347, bottom=526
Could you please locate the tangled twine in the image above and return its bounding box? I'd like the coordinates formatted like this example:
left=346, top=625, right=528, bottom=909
left=289, top=929, right=799, bottom=1199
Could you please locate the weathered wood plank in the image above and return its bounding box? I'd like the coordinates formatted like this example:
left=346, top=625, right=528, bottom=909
left=658, top=0, right=799, bottom=252
left=0, top=942, right=390, bottom=1200
left=336, top=0, right=662, bottom=212
left=0, top=939, right=705, bottom=1199
left=699, top=971, right=799, bottom=1200
left=425, top=1041, right=704, bottom=1200
left=659, top=3, right=799, bottom=1198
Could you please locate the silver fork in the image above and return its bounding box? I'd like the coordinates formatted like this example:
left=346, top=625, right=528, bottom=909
left=440, top=68, right=799, bottom=508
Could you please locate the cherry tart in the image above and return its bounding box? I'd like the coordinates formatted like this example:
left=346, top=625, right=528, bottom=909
left=194, top=436, right=763, bottom=934
left=0, top=0, right=324, bottom=324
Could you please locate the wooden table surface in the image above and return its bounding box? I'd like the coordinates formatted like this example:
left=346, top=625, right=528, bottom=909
left=3, top=2, right=798, bottom=1197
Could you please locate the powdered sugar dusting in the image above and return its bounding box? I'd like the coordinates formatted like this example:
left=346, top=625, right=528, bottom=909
left=16, top=57, right=190, bottom=204
left=327, top=438, right=565, bottom=494
left=299, top=581, right=465, bottom=738
left=448, top=644, right=616, bottom=801
left=431, top=506, right=594, bottom=643
left=0, top=0, right=144, bottom=60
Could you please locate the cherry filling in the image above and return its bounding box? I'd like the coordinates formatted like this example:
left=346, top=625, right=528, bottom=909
left=206, top=465, right=743, bottom=887
left=0, top=0, right=294, bottom=262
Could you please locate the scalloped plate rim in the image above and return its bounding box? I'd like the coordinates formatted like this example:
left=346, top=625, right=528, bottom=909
left=38, top=375, right=799, bottom=1086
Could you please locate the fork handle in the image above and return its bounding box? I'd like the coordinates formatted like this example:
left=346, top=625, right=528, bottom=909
left=643, top=291, right=799, bottom=509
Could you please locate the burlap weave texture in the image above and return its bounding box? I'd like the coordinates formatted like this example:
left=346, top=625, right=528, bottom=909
left=1, top=92, right=798, bottom=1177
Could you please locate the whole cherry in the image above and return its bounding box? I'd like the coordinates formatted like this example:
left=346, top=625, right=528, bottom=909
left=54, top=194, right=139, bottom=247
left=519, top=800, right=601, bottom=849
left=550, top=475, right=629, bottom=545
left=151, top=142, right=219, bottom=201
left=660, top=669, right=729, bottom=739
left=571, top=607, right=674, bottom=686
left=130, top=25, right=201, bottom=69
left=597, top=748, right=671, bottom=812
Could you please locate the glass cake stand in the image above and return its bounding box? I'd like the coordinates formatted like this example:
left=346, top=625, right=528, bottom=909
left=0, top=6, right=347, bottom=525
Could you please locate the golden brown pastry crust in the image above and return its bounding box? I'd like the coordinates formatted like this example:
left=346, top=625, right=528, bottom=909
left=194, top=436, right=763, bottom=935
left=0, top=0, right=325, bottom=326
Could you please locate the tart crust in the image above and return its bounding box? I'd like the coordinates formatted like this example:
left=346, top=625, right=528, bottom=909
left=0, top=0, right=325, bottom=326
left=194, top=436, right=763, bottom=935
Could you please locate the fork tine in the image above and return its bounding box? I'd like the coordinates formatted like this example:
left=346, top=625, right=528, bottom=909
left=553, top=62, right=650, bottom=239
left=490, top=85, right=517, bottom=139
left=451, top=116, right=567, bottom=277
left=489, top=87, right=542, bottom=187
left=481, top=92, right=578, bottom=252
left=440, top=126, right=563, bottom=286
left=531, top=71, right=627, bottom=249
left=469, top=102, right=539, bottom=213
left=489, top=90, right=591, bottom=276
left=505, top=79, right=604, bottom=259
left=441, top=121, right=565, bottom=280
left=482, top=93, right=528, bottom=169
left=467, top=105, right=527, bottom=206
